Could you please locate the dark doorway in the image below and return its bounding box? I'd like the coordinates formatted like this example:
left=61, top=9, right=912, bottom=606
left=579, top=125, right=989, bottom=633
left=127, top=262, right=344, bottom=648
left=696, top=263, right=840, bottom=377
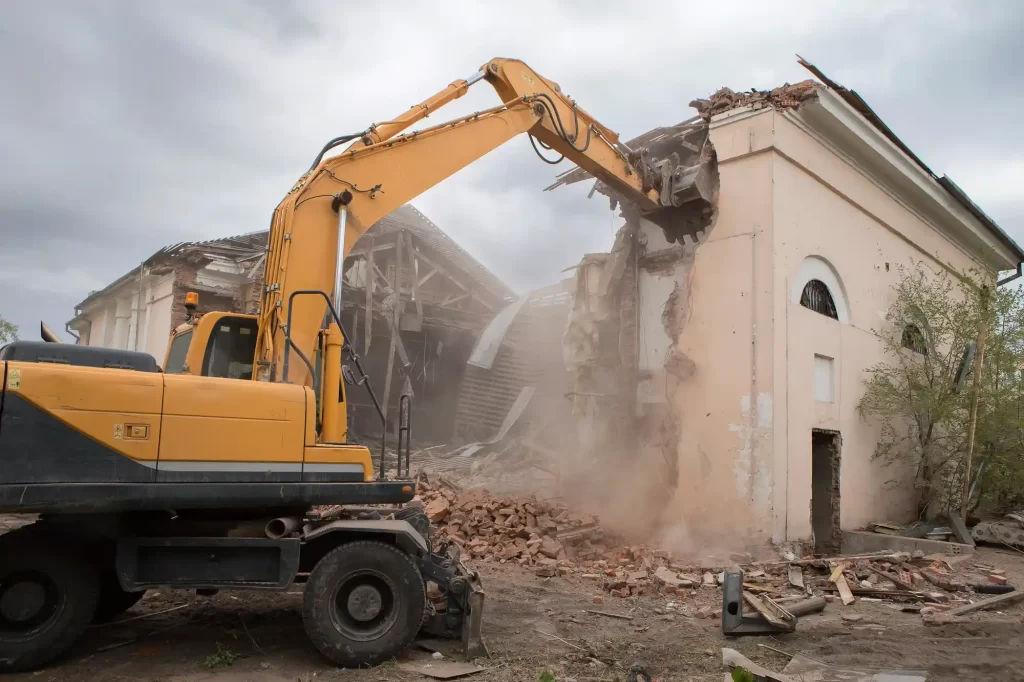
left=811, top=429, right=842, bottom=554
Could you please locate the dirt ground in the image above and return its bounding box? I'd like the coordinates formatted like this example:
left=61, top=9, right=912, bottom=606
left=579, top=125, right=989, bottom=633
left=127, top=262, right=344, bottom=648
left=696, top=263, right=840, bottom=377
left=5, top=545, right=1024, bottom=682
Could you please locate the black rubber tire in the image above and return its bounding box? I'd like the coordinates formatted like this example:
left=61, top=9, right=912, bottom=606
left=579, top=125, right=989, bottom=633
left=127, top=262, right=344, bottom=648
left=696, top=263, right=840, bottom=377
left=0, top=540, right=99, bottom=673
left=92, top=571, right=146, bottom=624
left=302, top=540, right=425, bottom=668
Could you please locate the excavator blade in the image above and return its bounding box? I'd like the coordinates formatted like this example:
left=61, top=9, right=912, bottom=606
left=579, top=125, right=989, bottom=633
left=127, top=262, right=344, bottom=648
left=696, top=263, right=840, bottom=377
left=459, top=570, right=488, bottom=660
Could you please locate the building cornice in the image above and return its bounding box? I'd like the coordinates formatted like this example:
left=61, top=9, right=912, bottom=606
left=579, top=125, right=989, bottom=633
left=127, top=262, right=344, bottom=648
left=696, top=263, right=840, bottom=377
left=785, top=88, right=1020, bottom=271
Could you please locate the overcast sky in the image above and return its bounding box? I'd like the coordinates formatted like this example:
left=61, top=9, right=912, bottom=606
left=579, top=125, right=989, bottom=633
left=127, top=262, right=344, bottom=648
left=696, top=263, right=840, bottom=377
left=1, top=1, right=1022, bottom=341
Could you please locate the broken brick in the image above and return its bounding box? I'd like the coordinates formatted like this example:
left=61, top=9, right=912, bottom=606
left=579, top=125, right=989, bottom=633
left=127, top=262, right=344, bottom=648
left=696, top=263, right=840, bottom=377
left=425, top=497, right=450, bottom=522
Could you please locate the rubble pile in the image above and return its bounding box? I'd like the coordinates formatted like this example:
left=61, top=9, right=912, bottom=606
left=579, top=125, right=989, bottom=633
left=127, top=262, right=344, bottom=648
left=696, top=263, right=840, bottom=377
left=415, top=475, right=669, bottom=591
left=415, top=475, right=1023, bottom=620
left=689, top=80, right=819, bottom=122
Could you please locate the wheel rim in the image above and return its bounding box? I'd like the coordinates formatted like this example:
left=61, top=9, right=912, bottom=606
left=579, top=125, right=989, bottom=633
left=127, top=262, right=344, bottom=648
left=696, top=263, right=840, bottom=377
left=329, top=569, right=400, bottom=642
left=0, top=570, right=61, bottom=634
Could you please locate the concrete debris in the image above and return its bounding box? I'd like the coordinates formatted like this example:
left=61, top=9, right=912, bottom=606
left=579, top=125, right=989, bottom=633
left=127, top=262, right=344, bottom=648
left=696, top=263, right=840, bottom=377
left=690, top=80, right=819, bottom=122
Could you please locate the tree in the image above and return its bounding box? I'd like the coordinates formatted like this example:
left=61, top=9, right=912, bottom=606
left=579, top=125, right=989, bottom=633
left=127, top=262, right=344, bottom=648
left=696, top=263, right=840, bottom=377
left=857, top=265, right=1024, bottom=517
left=0, top=315, right=16, bottom=344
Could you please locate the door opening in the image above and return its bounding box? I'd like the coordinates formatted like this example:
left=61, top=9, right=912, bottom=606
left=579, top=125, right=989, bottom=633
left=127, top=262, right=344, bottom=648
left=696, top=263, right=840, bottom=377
left=811, top=429, right=841, bottom=554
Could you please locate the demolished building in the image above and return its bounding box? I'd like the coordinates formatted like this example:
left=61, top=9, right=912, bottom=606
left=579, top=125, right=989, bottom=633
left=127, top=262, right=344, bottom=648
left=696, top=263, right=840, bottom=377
left=67, top=204, right=515, bottom=443
left=549, top=60, right=1024, bottom=552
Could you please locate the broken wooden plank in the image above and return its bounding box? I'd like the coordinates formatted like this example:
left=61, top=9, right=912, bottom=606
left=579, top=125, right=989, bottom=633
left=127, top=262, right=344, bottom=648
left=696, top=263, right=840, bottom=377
left=834, top=575, right=855, bottom=605
left=438, top=292, right=469, bottom=308
left=743, top=583, right=773, bottom=594
left=864, top=564, right=914, bottom=591
left=863, top=565, right=941, bottom=603
left=742, top=592, right=790, bottom=629
left=947, top=589, right=1024, bottom=616
left=829, top=562, right=855, bottom=605
left=788, top=565, right=804, bottom=589
left=584, top=609, right=632, bottom=621
left=407, top=231, right=423, bottom=320
left=743, top=552, right=910, bottom=569
left=417, top=266, right=438, bottom=288
left=381, top=232, right=403, bottom=415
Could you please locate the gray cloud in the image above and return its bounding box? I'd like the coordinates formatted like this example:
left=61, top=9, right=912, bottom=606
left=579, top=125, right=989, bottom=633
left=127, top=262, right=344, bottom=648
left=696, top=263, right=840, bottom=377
left=1, top=0, right=1021, bottom=340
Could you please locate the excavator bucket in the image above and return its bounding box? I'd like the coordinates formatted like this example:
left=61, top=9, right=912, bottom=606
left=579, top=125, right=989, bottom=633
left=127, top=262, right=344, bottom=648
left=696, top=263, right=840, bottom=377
left=420, top=541, right=489, bottom=660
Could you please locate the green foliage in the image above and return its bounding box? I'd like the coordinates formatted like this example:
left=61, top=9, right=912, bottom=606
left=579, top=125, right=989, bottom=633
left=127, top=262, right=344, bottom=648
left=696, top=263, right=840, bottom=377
left=203, top=643, right=240, bottom=669
left=858, top=265, right=1024, bottom=516
left=731, top=668, right=755, bottom=682
left=0, top=315, right=16, bottom=344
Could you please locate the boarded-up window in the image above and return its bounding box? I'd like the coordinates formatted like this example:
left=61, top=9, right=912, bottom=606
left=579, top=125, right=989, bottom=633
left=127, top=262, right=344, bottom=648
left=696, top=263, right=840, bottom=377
left=800, top=280, right=838, bottom=319
left=814, top=354, right=834, bottom=403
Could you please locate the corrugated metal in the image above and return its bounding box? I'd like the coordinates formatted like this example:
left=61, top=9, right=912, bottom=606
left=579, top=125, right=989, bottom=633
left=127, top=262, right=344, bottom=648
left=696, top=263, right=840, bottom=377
left=453, top=280, right=573, bottom=441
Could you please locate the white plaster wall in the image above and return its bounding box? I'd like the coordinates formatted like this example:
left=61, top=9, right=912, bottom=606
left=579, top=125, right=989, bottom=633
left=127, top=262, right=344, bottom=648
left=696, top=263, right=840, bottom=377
left=145, top=276, right=175, bottom=363
left=86, top=308, right=108, bottom=347
left=660, top=109, right=778, bottom=550
left=771, top=111, right=992, bottom=539
left=113, top=299, right=132, bottom=350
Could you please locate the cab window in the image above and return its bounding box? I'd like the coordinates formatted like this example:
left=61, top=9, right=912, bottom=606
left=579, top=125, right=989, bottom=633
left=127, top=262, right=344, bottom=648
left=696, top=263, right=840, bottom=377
left=164, top=331, right=192, bottom=374
left=202, top=317, right=258, bottom=380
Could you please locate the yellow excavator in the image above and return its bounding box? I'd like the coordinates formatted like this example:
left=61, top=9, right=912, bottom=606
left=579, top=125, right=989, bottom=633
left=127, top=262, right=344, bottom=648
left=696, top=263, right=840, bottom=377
left=0, top=58, right=690, bottom=672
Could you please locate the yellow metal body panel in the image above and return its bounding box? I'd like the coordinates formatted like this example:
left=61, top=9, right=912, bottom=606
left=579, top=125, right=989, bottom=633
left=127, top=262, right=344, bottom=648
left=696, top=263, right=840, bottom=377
left=160, top=374, right=306, bottom=464
left=304, top=387, right=317, bottom=446
left=4, top=361, right=163, bottom=461
left=304, top=445, right=374, bottom=482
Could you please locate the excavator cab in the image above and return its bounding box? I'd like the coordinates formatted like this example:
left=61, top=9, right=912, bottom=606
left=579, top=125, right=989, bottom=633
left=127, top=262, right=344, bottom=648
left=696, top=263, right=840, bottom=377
left=163, top=292, right=259, bottom=381
left=164, top=311, right=259, bottom=380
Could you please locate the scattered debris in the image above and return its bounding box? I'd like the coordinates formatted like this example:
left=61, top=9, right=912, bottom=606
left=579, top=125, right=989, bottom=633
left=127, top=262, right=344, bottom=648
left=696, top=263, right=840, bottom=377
left=690, top=80, right=819, bottom=122
left=947, top=589, right=1024, bottom=616
left=972, top=511, right=1024, bottom=550
left=397, top=656, right=486, bottom=679
left=788, top=565, right=805, bottom=589
left=829, top=562, right=856, bottom=606
left=585, top=609, right=632, bottom=621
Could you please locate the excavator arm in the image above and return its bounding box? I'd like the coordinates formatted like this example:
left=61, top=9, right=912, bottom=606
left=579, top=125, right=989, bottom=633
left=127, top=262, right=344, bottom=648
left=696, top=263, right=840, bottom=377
left=255, top=58, right=682, bottom=443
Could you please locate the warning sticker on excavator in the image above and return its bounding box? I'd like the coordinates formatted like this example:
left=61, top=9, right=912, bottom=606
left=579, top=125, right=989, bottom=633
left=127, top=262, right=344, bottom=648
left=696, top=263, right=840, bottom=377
left=6, top=368, right=21, bottom=390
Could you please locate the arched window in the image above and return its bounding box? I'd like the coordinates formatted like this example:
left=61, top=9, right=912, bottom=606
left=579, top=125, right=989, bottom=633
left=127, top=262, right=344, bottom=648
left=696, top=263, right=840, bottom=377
left=800, top=279, right=838, bottom=319
left=902, top=324, right=928, bottom=355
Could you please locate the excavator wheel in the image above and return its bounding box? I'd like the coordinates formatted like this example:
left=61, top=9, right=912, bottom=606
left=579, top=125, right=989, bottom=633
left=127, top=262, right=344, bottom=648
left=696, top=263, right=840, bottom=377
left=302, top=540, right=426, bottom=668
left=0, top=536, right=99, bottom=673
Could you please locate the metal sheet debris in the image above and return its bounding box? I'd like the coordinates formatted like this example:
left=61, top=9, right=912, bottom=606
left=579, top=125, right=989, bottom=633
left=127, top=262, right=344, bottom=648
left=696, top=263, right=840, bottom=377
left=397, top=658, right=487, bottom=679
left=467, top=295, right=529, bottom=369
left=782, top=654, right=927, bottom=681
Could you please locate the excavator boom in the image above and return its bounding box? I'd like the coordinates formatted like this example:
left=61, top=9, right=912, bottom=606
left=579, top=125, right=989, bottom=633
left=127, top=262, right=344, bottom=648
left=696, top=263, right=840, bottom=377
left=255, top=58, right=681, bottom=443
